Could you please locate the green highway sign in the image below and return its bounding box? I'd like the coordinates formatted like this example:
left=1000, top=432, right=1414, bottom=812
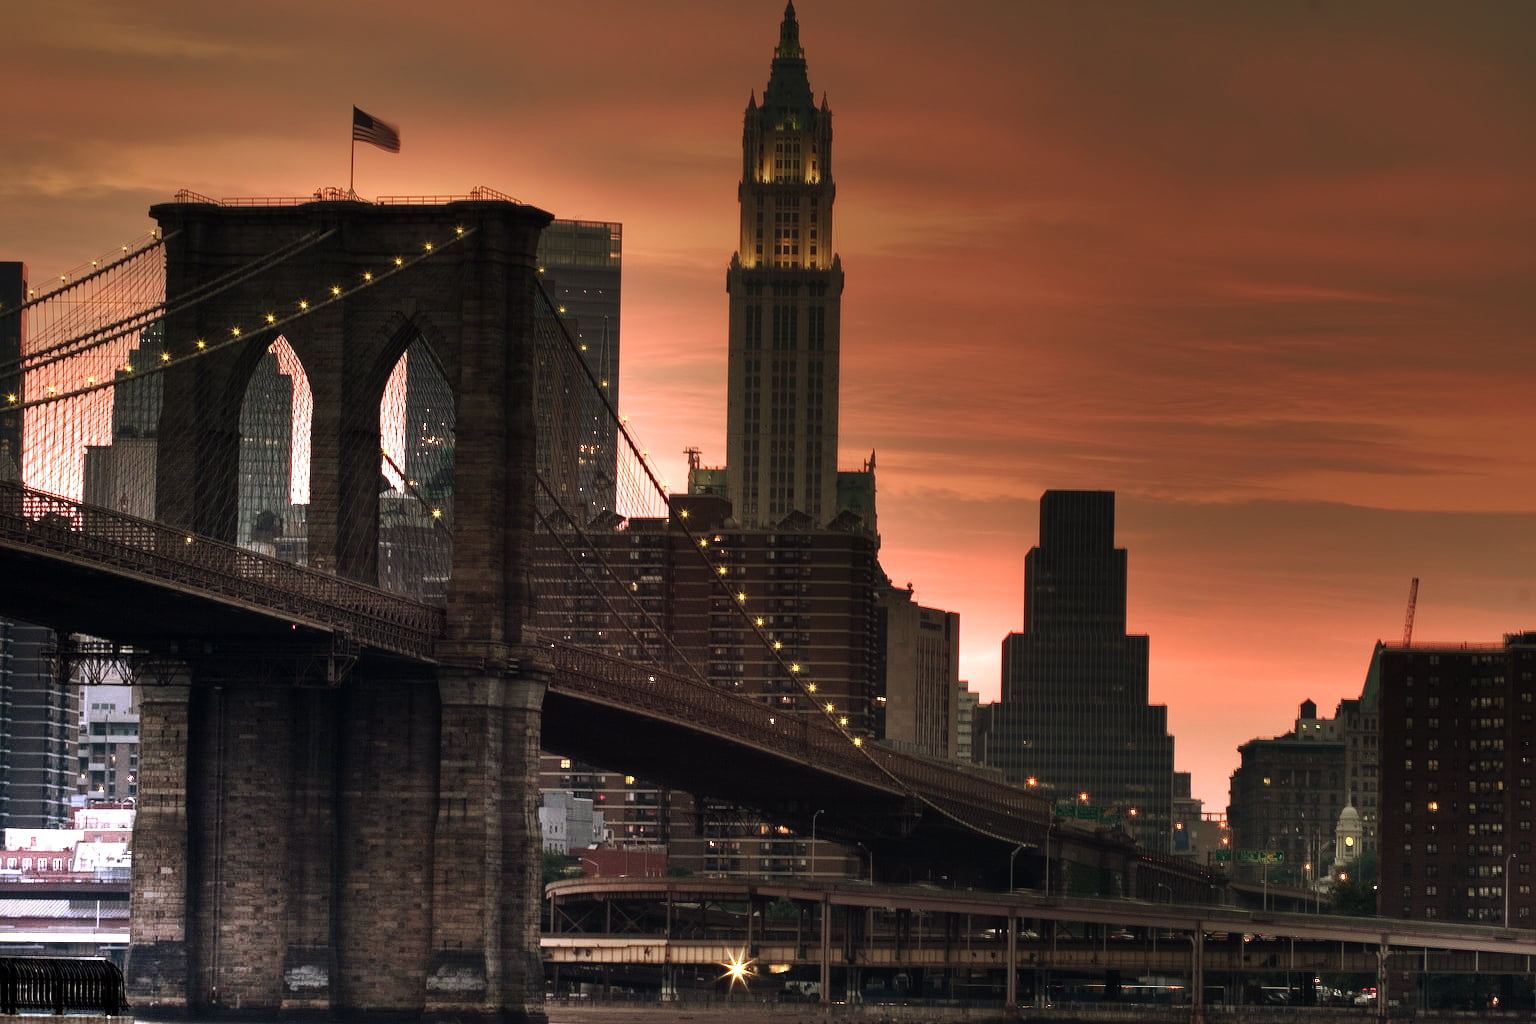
left=1055, top=802, right=1103, bottom=821
left=1214, top=849, right=1284, bottom=864
left=1054, top=802, right=1124, bottom=822
left=1237, top=849, right=1285, bottom=864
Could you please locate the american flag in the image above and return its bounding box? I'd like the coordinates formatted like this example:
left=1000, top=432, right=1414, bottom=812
left=352, top=107, right=401, bottom=153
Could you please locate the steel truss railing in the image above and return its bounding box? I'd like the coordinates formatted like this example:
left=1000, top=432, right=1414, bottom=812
left=2, top=480, right=1054, bottom=837
left=0, top=481, right=443, bottom=659
left=545, top=637, right=898, bottom=788
left=545, top=639, right=1050, bottom=838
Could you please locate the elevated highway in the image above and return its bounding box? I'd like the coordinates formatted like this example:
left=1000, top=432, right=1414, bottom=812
left=547, top=877, right=1536, bottom=1014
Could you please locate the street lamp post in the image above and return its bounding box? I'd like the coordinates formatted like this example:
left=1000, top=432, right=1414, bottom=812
left=809, top=808, right=825, bottom=881
left=1006, top=843, right=1024, bottom=1013
left=1009, top=842, right=1026, bottom=893
left=1156, top=882, right=1173, bottom=904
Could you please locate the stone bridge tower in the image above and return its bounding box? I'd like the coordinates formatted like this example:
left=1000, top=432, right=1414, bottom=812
left=127, top=197, right=554, bottom=1024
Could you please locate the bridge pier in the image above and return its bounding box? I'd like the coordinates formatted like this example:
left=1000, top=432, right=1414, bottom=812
left=423, top=667, right=548, bottom=1024
left=332, top=676, right=443, bottom=1018
left=279, top=687, right=342, bottom=1015
left=127, top=663, right=552, bottom=1023
left=126, top=674, right=192, bottom=1012
left=185, top=680, right=303, bottom=1012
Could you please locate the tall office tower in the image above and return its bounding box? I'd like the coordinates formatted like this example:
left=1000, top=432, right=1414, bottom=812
left=0, top=618, right=77, bottom=829
left=82, top=326, right=164, bottom=516
left=537, top=221, right=621, bottom=523
left=110, top=324, right=164, bottom=441
left=1378, top=632, right=1536, bottom=925
left=532, top=491, right=879, bottom=881
left=0, top=263, right=23, bottom=481
left=236, top=349, right=293, bottom=548
left=725, top=3, right=843, bottom=528
left=877, top=585, right=961, bottom=760
left=536, top=493, right=881, bottom=732
left=77, top=683, right=139, bottom=805
left=0, top=266, right=74, bottom=829
left=1170, top=772, right=1202, bottom=858
left=955, top=685, right=980, bottom=763
left=981, top=491, right=1175, bottom=852
left=1227, top=701, right=1347, bottom=886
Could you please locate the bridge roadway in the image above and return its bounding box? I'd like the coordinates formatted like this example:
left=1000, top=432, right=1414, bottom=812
left=1, top=480, right=1194, bottom=882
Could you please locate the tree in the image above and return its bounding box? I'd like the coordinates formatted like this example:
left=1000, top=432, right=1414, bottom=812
left=543, top=850, right=575, bottom=886
left=1330, top=852, right=1379, bottom=917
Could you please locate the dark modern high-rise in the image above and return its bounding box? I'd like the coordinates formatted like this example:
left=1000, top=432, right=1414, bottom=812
left=980, top=491, right=1175, bottom=851
left=1, top=264, right=76, bottom=829
left=0, top=618, right=77, bottom=828
left=1, top=262, right=23, bottom=480
left=537, top=220, right=621, bottom=523
left=236, top=350, right=293, bottom=548
left=724, top=2, right=843, bottom=528
left=82, top=327, right=163, bottom=517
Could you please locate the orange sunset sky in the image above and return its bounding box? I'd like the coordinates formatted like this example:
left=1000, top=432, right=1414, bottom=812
left=4, top=1, right=1534, bottom=808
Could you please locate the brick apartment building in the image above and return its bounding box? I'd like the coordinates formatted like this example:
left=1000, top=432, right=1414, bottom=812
left=1378, top=632, right=1536, bottom=924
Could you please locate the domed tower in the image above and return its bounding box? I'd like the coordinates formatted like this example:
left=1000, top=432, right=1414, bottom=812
left=1333, top=797, right=1364, bottom=876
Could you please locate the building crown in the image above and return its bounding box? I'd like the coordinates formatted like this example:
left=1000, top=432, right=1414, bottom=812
left=776, top=2, right=804, bottom=59
left=763, top=1, right=815, bottom=120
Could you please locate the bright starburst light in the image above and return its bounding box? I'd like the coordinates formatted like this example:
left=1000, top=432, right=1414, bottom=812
left=719, top=951, right=756, bottom=992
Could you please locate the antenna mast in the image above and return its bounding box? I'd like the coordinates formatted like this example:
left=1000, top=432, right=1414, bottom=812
left=1402, top=577, right=1419, bottom=647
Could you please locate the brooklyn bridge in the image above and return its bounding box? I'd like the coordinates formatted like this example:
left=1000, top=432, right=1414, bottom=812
left=2, top=195, right=1530, bottom=1024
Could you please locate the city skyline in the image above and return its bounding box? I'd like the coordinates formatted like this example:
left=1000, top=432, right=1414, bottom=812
left=4, top=1, right=1533, bottom=807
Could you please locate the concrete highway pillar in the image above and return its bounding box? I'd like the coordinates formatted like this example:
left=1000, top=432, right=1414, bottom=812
left=1004, top=909, right=1018, bottom=1013
left=1376, top=936, right=1391, bottom=1024
left=818, top=892, right=832, bottom=1011
left=1190, top=926, right=1205, bottom=1024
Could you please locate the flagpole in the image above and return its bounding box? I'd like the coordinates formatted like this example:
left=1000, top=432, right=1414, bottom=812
left=349, top=132, right=357, bottom=199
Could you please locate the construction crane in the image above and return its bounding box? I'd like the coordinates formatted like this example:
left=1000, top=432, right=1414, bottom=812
left=1403, top=577, right=1419, bottom=647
